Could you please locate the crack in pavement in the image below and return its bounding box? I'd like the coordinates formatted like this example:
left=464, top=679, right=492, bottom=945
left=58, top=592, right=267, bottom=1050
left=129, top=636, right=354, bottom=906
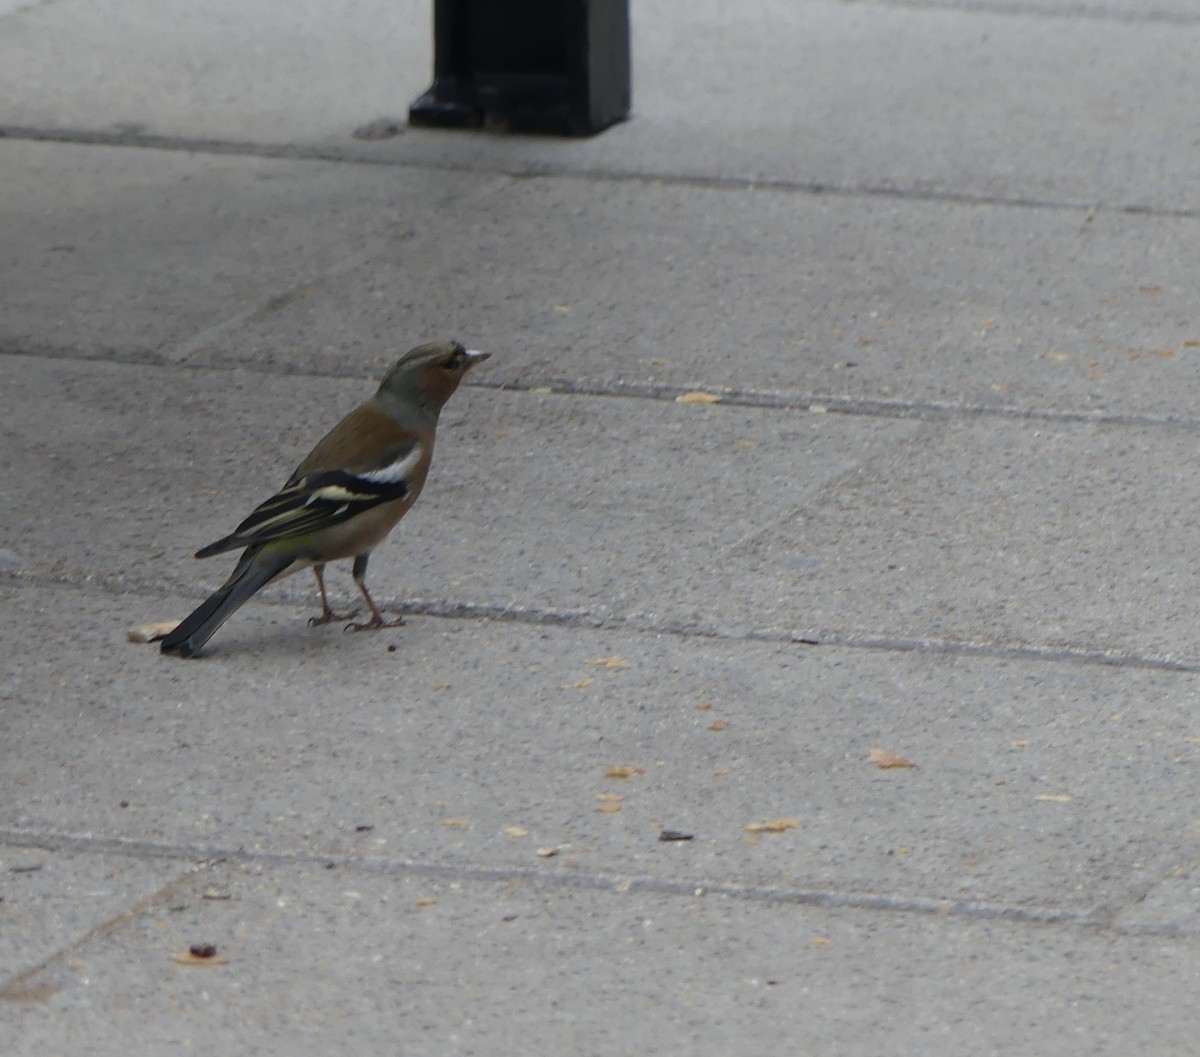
left=0, top=866, right=201, bottom=1002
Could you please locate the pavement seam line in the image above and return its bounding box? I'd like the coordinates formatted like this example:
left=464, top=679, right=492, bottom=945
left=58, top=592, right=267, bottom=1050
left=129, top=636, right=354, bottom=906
left=474, top=376, right=1200, bottom=429
left=4, top=125, right=1199, bottom=221
left=0, top=866, right=202, bottom=1001
left=8, top=568, right=1200, bottom=675
left=862, top=0, right=1200, bottom=24
left=4, top=345, right=1198, bottom=431
left=0, top=828, right=1101, bottom=932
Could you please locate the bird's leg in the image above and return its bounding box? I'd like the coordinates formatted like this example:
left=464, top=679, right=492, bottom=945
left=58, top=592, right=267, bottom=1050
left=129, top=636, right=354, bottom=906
left=344, top=554, right=405, bottom=631
left=307, top=563, right=358, bottom=626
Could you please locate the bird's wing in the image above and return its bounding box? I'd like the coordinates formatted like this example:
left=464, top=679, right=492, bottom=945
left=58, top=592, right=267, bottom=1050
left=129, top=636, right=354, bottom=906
left=195, top=439, right=426, bottom=558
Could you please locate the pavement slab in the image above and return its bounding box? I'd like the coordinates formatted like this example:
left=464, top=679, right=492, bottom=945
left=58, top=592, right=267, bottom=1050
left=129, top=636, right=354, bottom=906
left=6, top=141, right=1200, bottom=423
left=4, top=356, right=1200, bottom=659
left=3, top=2, right=1200, bottom=215
left=5, top=580, right=1200, bottom=920
left=5, top=850, right=1200, bottom=1056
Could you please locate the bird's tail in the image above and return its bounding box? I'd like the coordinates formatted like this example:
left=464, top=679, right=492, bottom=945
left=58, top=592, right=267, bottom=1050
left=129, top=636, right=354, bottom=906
left=161, top=548, right=293, bottom=658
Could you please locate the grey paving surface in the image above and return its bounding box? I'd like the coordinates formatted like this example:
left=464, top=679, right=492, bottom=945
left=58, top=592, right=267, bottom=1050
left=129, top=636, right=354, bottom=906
left=9, top=860, right=1200, bottom=1057
left=8, top=581, right=1200, bottom=916
left=4, top=0, right=1200, bottom=1052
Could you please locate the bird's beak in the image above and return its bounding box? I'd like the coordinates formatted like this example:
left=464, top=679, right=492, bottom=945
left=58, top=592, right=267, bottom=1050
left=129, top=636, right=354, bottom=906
left=464, top=350, right=492, bottom=369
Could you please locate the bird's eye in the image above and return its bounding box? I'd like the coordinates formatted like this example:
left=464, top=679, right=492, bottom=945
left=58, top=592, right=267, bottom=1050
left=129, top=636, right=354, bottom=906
left=440, top=355, right=462, bottom=370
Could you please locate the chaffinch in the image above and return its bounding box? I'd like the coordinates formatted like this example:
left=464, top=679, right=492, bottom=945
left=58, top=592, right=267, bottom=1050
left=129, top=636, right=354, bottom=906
left=160, top=339, right=491, bottom=657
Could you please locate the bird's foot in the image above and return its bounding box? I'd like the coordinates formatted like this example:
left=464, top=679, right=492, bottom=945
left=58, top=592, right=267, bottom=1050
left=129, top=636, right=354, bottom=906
left=343, top=614, right=405, bottom=633
left=309, top=608, right=357, bottom=627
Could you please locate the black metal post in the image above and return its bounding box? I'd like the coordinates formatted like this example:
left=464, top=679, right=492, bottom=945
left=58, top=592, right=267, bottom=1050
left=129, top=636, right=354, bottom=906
left=409, top=0, right=630, bottom=137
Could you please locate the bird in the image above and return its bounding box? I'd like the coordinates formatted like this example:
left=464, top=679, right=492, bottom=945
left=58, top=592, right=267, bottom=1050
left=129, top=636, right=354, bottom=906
left=160, top=339, right=491, bottom=657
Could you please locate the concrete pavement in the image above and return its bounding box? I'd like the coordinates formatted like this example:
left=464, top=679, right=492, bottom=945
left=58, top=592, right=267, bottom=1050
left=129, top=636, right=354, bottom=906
left=4, top=0, right=1200, bottom=1052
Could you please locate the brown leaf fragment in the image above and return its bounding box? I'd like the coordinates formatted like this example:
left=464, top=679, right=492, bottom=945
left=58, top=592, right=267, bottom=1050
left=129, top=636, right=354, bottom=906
left=708, top=718, right=727, bottom=731
left=439, top=818, right=470, bottom=829
left=0, top=983, right=59, bottom=1003
left=596, top=801, right=622, bottom=814
left=127, top=621, right=180, bottom=643
left=585, top=656, right=630, bottom=669
left=606, top=765, right=645, bottom=779
left=415, top=897, right=438, bottom=908
left=503, top=826, right=529, bottom=838
left=172, top=946, right=229, bottom=967
left=868, top=748, right=918, bottom=769
left=744, top=818, right=799, bottom=834
left=675, top=391, right=722, bottom=405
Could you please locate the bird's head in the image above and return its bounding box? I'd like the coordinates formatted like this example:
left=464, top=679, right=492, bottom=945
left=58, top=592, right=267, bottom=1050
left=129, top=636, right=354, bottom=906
left=377, top=340, right=492, bottom=414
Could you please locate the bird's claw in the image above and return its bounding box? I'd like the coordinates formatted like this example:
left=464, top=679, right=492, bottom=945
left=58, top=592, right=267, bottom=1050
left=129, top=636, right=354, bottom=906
left=343, top=615, right=406, bottom=633
left=309, top=609, right=357, bottom=627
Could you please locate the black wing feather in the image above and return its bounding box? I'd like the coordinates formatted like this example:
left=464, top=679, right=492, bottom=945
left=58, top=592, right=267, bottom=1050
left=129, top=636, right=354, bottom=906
left=195, top=468, right=409, bottom=558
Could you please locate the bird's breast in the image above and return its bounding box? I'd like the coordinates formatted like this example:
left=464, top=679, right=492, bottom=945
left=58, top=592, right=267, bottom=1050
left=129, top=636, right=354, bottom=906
left=310, top=491, right=420, bottom=562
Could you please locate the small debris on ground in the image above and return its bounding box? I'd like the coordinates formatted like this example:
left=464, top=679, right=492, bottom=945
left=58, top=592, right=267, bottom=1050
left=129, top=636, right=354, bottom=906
left=352, top=118, right=402, bottom=140
left=127, top=621, right=179, bottom=643
left=744, top=818, right=799, bottom=834
left=172, top=945, right=229, bottom=966
left=868, top=747, right=918, bottom=769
